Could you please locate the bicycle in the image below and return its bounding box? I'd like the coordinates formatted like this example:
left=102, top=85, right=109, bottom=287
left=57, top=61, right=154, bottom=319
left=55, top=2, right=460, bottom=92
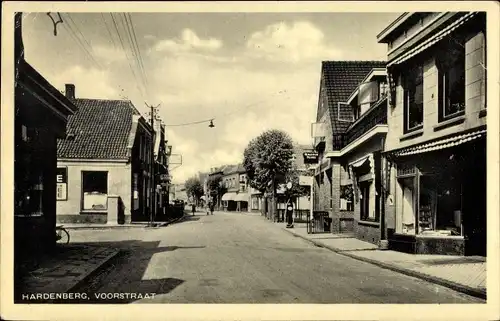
left=55, top=225, right=70, bottom=244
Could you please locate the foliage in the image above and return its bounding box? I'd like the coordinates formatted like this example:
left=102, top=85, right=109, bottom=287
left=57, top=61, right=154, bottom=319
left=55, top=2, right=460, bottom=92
left=207, top=174, right=227, bottom=200
left=243, top=129, right=295, bottom=194
left=282, top=164, right=310, bottom=200
left=184, top=176, right=204, bottom=202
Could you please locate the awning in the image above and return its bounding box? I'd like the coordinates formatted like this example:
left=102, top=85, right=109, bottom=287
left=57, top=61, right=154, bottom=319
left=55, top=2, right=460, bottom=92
left=221, top=192, right=237, bottom=201
left=234, top=193, right=249, bottom=202
left=387, top=12, right=477, bottom=68
left=349, top=155, right=371, bottom=169
left=391, top=129, right=486, bottom=157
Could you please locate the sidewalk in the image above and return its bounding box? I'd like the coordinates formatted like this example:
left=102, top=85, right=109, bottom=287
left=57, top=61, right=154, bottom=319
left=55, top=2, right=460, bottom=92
left=282, top=224, right=486, bottom=299
left=15, top=244, right=120, bottom=303
left=64, top=213, right=188, bottom=230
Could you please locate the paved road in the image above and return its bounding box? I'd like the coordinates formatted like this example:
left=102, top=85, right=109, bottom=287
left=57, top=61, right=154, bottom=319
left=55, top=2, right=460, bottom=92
left=71, top=211, right=484, bottom=304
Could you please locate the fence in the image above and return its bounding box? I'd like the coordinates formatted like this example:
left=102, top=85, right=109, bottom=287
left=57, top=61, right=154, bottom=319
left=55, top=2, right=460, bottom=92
left=307, top=211, right=332, bottom=234
left=294, top=209, right=309, bottom=223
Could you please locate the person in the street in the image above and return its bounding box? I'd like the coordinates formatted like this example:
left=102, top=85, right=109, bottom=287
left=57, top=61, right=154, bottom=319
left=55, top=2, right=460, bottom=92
left=209, top=201, right=215, bottom=215
left=191, top=203, right=196, bottom=216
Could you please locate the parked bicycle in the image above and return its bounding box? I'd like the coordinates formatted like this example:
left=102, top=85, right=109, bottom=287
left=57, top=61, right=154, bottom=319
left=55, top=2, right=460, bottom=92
left=56, top=225, right=70, bottom=244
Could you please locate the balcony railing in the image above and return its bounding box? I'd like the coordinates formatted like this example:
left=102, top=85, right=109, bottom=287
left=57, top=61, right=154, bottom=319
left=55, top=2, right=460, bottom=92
left=343, top=98, right=387, bottom=147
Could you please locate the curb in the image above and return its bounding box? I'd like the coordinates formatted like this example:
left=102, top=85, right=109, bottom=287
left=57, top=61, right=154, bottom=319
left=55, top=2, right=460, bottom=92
left=66, top=248, right=122, bottom=293
left=65, top=225, right=146, bottom=230
left=283, top=228, right=487, bottom=300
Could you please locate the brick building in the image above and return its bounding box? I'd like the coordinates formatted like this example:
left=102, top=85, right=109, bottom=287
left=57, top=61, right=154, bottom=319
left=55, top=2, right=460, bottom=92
left=378, top=12, right=486, bottom=256
left=311, top=61, right=386, bottom=234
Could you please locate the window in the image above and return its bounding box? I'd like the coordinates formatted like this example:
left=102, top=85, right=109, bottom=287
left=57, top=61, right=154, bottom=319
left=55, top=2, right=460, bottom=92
left=340, top=185, right=354, bottom=211
left=82, top=171, right=108, bottom=210
left=359, top=181, right=372, bottom=220
left=403, top=65, right=424, bottom=132
left=437, top=39, right=466, bottom=120
left=418, top=174, right=462, bottom=236
left=15, top=126, right=43, bottom=217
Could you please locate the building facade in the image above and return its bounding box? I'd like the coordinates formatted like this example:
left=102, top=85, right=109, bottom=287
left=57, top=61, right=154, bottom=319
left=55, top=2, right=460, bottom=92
left=14, top=13, right=78, bottom=261
left=378, top=11, right=486, bottom=256
left=311, top=61, right=386, bottom=235
left=221, top=164, right=250, bottom=212
left=56, top=85, right=156, bottom=224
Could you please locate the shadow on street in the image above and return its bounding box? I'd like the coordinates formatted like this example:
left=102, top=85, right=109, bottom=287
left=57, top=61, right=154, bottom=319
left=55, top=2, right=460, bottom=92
left=59, top=240, right=205, bottom=303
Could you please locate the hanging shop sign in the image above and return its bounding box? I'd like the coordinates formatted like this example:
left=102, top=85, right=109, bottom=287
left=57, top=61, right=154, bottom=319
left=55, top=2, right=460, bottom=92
left=303, top=151, right=319, bottom=164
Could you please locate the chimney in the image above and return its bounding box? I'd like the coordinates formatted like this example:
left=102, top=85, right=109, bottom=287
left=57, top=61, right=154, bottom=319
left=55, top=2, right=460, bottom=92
left=65, top=84, right=75, bottom=100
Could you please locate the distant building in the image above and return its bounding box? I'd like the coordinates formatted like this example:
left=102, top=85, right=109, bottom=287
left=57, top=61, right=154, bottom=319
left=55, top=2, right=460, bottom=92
left=221, top=164, right=250, bottom=212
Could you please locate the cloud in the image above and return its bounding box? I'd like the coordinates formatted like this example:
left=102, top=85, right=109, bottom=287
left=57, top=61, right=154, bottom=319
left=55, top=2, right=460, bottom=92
left=246, top=21, right=343, bottom=63
left=48, top=65, right=119, bottom=99
left=151, top=50, right=318, bottom=184
left=92, top=45, right=128, bottom=64
left=151, top=29, right=223, bottom=53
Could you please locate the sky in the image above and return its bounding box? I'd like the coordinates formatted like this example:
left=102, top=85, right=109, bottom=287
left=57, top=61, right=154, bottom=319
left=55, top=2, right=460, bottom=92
left=21, top=11, right=401, bottom=184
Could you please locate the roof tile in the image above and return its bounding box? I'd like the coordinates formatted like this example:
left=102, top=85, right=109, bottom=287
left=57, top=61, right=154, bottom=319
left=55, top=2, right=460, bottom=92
left=57, top=98, right=141, bottom=160
left=321, top=61, right=386, bottom=144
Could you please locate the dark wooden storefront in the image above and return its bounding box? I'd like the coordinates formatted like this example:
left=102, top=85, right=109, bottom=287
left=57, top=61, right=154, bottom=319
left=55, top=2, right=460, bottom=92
left=387, top=134, right=486, bottom=256
left=14, top=65, right=77, bottom=263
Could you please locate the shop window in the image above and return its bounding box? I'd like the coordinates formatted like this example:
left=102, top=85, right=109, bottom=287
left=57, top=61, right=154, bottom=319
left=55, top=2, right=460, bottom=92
left=359, top=181, right=372, bottom=220
left=82, top=171, right=108, bottom=210
left=418, top=174, right=462, bottom=236
left=340, top=185, right=354, bottom=211
left=15, top=126, right=43, bottom=217
left=403, top=65, right=424, bottom=132
left=397, top=177, right=416, bottom=235
left=437, top=38, right=466, bottom=121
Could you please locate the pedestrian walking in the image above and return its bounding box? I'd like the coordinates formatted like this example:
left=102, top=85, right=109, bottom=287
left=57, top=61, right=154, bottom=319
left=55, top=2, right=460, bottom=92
left=191, top=203, right=196, bottom=216
left=210, top=201, right=215, bottom=215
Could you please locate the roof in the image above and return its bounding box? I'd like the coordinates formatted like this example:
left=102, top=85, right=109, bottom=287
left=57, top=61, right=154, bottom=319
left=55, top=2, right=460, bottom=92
left=18, top=60, right=78, bottom=117
left=57, top=98, right=142, bottom=160
left=319, top=61, right=386, bottom=144
left=222, top=164, right=245, bottom=175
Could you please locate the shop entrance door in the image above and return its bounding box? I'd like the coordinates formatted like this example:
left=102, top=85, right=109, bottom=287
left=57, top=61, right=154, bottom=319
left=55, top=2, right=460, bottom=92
left=463, top=140, right=486, bottom=257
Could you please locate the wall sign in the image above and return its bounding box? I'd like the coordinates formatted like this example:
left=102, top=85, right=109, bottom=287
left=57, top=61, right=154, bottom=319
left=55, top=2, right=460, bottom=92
left=56, top=167, right=67, bottom=200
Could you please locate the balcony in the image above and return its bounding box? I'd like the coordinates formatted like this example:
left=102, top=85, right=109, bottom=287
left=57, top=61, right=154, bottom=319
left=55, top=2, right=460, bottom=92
left=343, top=98, right=387, bottom=147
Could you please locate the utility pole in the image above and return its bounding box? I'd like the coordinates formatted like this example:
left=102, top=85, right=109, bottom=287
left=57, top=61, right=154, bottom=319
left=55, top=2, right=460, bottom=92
left=146, top=102, right=160, bottom=227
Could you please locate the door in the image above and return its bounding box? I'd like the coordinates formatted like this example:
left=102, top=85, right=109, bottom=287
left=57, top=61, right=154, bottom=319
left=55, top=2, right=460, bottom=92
left=463, top=140, right=486, bottom=256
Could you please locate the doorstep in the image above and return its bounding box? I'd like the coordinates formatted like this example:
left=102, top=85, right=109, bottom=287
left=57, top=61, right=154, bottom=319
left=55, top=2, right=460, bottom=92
left=282, top=226, right=486, bottom=300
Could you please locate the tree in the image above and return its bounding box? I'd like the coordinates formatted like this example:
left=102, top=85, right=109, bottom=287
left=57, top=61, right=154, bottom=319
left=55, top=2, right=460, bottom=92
left=207, top=174, right=227, bottom=209
left=184, top=176, right=204, bottom=205
left=243, top=129, right=295, bottom=218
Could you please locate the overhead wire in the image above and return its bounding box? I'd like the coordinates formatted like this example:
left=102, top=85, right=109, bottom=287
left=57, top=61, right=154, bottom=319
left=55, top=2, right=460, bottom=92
left=125, top=13, right=149, bottom=87
left=109, top=12, right=146, bottom=100
left=61, top=14, right=102, bottom=69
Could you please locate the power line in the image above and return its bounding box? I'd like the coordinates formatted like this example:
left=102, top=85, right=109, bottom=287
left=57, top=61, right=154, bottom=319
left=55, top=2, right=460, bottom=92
left=122, top=13, right=148, bottom=95
left=126, top=13, right=149, bottom=87
left=61, top=14, right=102, bottom=69
left=100, top=13, right=118, bottom=51
left=110, top=12, right=146, bottom=99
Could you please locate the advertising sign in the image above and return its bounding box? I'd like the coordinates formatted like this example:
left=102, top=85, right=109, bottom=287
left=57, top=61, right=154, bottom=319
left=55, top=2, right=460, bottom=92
left=56, top=167, right=67, bottom=200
